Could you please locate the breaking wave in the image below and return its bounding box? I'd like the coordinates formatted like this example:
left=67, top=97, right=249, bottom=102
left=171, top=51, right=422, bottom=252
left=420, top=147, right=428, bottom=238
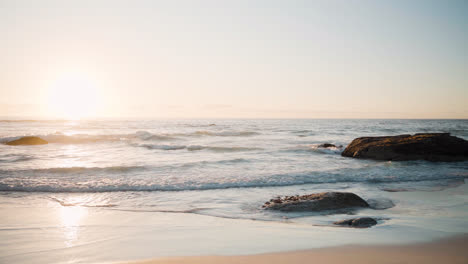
left=0, top=130, right=260, bottom=145
left=286, top=144, right=344, bottom=154
left=0, top=168, right=465, bottom=193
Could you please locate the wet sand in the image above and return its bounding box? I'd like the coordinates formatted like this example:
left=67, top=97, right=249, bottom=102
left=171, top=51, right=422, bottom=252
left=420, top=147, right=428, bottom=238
left=127, top=235, right=468, bottom=264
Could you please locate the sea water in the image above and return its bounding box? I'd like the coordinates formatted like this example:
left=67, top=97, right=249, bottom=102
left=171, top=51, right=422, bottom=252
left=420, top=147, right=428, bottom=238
left=0, top=119, right=467, bottom=263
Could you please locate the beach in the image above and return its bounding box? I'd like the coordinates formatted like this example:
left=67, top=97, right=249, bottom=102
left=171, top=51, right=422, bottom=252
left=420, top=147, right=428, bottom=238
left=1, top=183, right=467, bottom=263
left=127, top=235, right=468, bottom=264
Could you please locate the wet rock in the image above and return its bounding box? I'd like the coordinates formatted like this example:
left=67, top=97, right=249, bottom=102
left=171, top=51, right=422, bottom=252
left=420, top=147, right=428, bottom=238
left=318, top=143, right=342, bottom=148
left=5, top=136, right=48, bottom=146
left=334, top=217, right=377, bottom=228
left=341, top=133, right=468, bottom=162
left=262, top=192, right=369, bottom=212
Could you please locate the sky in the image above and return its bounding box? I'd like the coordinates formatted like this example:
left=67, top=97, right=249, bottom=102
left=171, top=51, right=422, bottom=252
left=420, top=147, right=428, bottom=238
left=1, top=0, right=467, bottom=119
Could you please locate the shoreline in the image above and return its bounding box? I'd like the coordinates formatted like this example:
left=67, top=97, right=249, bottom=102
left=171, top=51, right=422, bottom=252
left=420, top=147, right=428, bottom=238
left=1, top=181, right=467, bottom=264
left=125, top=234, right=468, bottom=264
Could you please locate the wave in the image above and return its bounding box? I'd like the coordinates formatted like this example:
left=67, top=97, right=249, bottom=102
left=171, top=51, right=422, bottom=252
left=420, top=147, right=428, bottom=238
left=177, top=158, right=250, bottom=168
left=0, top=131, right=176, bottom=145
left=189, top=146, right=263, bottom=152
left=139, top=144, right=262, bottom=152
left=134, top=131, right=177, bottom=141
left=379, top=178, right=465, bottom=192
left=140, top=144, right=187, bottom=150
left=0, top=166, right=145, bottom=174
left=286, top=144, right=343, bottom=154
left=0, top=171, right=464, bottom=193
left=292, top=130, right=315, bottom=136
left=192, top=130, right=259, bottom=137
left=48, top=197, right=117, bottom=207
left=0, top=119, right=69, bottom=123
left=181, top=123, right=217, bottom=128
left=135, top=130, right=260, bottom=139
left=0, top=134, right=123, bottom=145
left=0, top=129, right=259, bottom=145
left=0, top=158, right=251, bottom=176
left=0, top=154, right=35, bottom=163
left=0, top=158, right=253, bottom=177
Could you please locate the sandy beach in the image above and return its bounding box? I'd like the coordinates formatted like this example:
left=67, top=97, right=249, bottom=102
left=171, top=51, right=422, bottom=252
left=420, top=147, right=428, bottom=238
left=127, top=235, right=468, bottom=264
left=1, top=181, right=467, bottom=264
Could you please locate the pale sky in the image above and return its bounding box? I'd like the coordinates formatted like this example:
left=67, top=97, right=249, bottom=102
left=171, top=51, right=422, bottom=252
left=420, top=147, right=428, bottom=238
left=1, top=0, right=467, bottom=119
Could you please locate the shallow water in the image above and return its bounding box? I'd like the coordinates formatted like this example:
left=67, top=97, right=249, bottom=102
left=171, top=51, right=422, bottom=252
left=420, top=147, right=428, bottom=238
left=0, top=119, right=467, bottom=263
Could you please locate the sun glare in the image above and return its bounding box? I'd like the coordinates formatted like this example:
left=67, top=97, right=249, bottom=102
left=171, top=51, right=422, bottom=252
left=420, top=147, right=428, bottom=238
left=47, top=72, right=100, bottom=120
left=59, top=205, right=87, bottom=247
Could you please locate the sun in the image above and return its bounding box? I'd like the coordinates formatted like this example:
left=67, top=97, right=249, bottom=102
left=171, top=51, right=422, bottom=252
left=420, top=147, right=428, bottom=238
left=47, top=72, right=100, bottom=120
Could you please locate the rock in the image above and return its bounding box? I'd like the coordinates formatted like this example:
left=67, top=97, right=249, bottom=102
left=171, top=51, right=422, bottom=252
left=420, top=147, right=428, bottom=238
left=334, top=217, right=377, bottom=228
left=5, top=136, right=48, bottom=146
left=318, top=143, right=343, bottom=148
left=262, top=192, right=369, bottom=212
left=319, top=143, right=335, bottom=148
left=341, top=133, right=468, bottom=162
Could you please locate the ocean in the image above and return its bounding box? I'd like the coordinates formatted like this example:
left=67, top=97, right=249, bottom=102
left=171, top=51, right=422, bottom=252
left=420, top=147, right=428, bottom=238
left=0, top=119, right=467, bottom=263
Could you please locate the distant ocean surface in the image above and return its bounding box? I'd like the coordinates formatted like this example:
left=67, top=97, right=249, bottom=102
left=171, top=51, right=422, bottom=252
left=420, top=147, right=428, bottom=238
left=1, top=119, right=467, bottom=222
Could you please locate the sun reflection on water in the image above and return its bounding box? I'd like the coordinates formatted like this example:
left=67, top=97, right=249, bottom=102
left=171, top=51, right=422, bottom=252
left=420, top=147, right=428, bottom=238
left=59, top=205, right=87, bottom=248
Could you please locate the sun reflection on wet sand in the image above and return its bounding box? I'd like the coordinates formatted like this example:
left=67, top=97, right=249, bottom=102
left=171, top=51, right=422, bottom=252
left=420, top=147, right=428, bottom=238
left=59, top=205, right=87, bottom=248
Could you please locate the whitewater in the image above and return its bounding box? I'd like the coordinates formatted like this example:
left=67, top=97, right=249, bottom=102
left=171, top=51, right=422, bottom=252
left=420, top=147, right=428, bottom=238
left=1, top=119, right=467, bottom=193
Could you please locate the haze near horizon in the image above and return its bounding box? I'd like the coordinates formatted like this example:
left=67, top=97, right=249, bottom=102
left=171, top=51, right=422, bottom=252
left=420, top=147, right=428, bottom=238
left=1, top=0, right=467, bottom=119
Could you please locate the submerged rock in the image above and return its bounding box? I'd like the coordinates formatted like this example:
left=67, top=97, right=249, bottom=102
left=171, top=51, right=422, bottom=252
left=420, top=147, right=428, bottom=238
left=341, top=133, right=468, bottom=162
left=366, top=198, right=395, bottom=210
left=262, top=192, right=369, bottom=212
left=318, top=143, right=342, bottom=148
left=334, top=217, right=377, bottom=228
left=5, top=136, right=48, bottom=146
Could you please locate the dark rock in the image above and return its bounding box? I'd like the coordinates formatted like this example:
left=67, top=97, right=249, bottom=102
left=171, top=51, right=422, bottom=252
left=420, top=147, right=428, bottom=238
left=341, top=133, right=468, bottom=162
left=317, top=143, right=343, bottom=149
left=319, top=143, right=335, bottom=148
left=5, top=136, right=48, bottom=146
left=262, top=192, right=369, bottom=212
left=334, top=217, right=377, bottom=228
left=318, top=143, right=334, bottom=148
